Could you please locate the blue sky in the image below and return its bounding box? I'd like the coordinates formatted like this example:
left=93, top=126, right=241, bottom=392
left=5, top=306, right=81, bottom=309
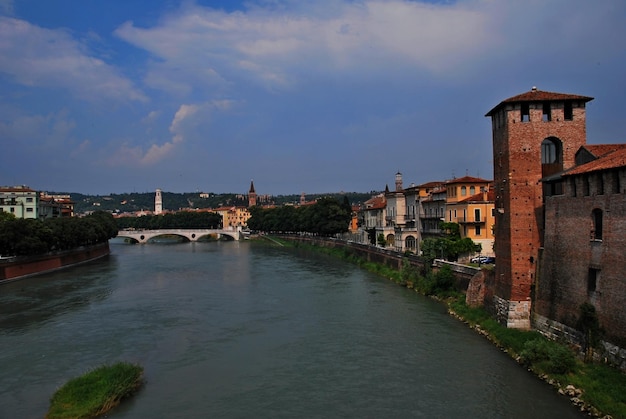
left=1, top=0, right=625, bottom=196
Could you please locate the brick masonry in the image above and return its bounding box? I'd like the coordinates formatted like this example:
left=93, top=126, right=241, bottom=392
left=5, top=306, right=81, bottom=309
left=489, top=92, right=589, bottom=327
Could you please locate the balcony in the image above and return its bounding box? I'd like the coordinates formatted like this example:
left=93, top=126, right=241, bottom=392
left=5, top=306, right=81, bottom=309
left=455, top=217, right=486, bottom=224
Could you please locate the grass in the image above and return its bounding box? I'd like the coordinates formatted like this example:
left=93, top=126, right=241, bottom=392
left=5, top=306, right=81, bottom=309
left=47, top=362, right=143, bottom=419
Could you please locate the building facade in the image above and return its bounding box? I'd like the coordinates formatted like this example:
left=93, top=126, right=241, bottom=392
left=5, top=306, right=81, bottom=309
left=0, top=186, right=72, bottom=220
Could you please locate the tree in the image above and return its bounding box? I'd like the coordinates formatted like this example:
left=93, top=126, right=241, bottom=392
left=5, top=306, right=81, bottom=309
left=576, top=302, right=603, bottom=363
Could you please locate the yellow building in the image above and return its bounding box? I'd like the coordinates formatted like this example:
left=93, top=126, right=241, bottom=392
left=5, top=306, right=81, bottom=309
left=214, top=206, right=251, bottom=229
left=444, top=176, right=495, bottom=256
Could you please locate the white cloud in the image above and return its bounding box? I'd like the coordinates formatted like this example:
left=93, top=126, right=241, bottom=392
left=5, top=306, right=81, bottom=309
left=0, top=16, right=147, bottom=103
left=113, top=0, right=626, bottom=95
left=107, top=100, right=237, bottom=167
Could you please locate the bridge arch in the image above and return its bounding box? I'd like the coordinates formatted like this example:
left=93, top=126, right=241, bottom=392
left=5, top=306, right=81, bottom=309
left=116, top=229, right=242, bottom=244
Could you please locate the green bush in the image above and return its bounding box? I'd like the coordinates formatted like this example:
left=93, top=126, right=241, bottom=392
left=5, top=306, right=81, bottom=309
left=520, top=338, right=577, bottom=375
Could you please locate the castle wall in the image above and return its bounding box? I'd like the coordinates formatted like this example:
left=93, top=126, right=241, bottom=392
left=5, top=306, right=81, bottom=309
left=538, top=168, right=626, bottom=347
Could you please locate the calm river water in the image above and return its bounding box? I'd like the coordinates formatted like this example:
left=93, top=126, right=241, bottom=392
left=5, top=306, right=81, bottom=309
left=0, top=240, right=586, bottom=418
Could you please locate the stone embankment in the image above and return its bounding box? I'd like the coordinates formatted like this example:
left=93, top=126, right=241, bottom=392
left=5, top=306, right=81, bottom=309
left=0, top=242, right=110, bottom=283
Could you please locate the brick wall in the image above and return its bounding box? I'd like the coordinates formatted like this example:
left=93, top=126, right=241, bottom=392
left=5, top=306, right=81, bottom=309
left=538, top=168, right=626, bottom=347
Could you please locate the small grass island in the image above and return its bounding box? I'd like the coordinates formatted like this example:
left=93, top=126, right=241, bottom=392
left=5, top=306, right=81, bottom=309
left=46, top=362, right=143, bottom=419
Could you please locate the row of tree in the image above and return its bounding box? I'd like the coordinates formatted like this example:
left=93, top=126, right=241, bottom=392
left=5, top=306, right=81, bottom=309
left=247, top=197, right=352, bottom=236
left=0, top=211, right=118, bottom=257
left=115, top=211, right=223, bottom=230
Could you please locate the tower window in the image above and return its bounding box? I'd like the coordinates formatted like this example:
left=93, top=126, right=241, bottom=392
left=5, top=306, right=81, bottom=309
left=564, top=102, right=573, bottom=120
left=591, top=208, right=603, bottom=241
left=583, top=175, right=590, bottom=196
left=588, top=268, right=599, bottom=293
left=521, top=103, right=530, bottom=122
left=598, top=174, right=604, bottom=195
left=612, top=170, right=621, bottom=194
left=541, top=140, right=557, bottom=164
left=542, top=102, right=551, bottom=122
left=461, top=186, right=467, bottom=196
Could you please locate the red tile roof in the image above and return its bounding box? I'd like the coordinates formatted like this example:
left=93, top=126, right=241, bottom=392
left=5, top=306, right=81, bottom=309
left=565, top=146, right=626, bottom=176
left=486, top=88, right=593, bottom=116
left=445, top=175, right=491, bottom=185
left=363, top=195, right=386, bottom=210
left=581, top=144, right=626, bottom=159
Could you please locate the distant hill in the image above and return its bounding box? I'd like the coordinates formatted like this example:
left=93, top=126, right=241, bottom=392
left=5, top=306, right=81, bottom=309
left=59, top=191, right=381, bottom=215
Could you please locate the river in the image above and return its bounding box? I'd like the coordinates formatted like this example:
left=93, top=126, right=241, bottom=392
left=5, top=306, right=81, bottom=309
left=0, top=240, right=586, bottom=418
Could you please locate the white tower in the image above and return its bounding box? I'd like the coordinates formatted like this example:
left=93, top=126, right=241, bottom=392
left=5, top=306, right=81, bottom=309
left=155, top=189, right=163, bottom=215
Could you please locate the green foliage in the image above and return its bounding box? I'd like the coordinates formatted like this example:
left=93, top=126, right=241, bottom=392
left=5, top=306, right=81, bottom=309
left=115, top=211, right=222, bottom=230
left=0, top=211, right=117, bottom=256
left=248, top=197, right=351, bottom=236
left=520, top=338, right=577, bottom=375
left=420, top=226, right=481, bottom=262
left=47, top=362, right=143, bottom=419
left=576, top=302, right=603, bottom=363
left=377, top=233, right=386, bottom=247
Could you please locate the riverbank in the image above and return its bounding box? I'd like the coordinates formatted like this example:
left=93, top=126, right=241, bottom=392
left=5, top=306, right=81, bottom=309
left=0, top=242, right=110, bottom=283
left=274, top=236, right=625, bottom=419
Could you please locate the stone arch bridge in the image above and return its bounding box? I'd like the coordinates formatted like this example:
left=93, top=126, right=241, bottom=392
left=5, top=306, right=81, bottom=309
left=117, top=228, right=243, bottom=244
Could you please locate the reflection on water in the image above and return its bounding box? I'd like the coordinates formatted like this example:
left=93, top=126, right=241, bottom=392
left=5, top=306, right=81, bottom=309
left=0, top=256, right=115, bottom=334
left=0, top=241, right=586, bottom=419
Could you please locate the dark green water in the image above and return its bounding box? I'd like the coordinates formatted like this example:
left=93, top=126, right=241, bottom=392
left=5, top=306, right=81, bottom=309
left=0, top=240, right=585, bottom=418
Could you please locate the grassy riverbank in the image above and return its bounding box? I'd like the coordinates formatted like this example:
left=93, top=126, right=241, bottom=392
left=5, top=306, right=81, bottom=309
left=279, top=238, right=626, bottom=418
left=47, top=362, right=143, bottom=419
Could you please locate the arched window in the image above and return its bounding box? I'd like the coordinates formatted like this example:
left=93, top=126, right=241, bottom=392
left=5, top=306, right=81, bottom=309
left=405, top=236, right=416, bottom=250
left=541, top=137, right=563, bottom=177
left=461, top=186, right=467, bottom=196
left=591, top=208, right=603, bottom=241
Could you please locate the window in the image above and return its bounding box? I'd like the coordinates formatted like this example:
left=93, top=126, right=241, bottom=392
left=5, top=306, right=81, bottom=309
left=598, top=174, right=604, bottom=195
left=583, top=175, right=590, bottom=196
left=541, top=140, right=557, bottom=164
left=26, top=207, right=33, bottom=212
left=612, top=171, right=620, bottom=194
left=591, top=208, right=603, bottom=241
left=542, top=102, right=551, bottom=122
left=521, top=103, right=530, bottom=122
left=26, top=197, right=33, bottom=202
left=470, top=186, right=475, bottom=195
left=588, top=268, right=599, bottom=293
left=461, top=186, right=467, bottom=196
left=474, top=209, right=481, bottom=222
left=564, top=102, right=573, bottom=120
left=475, top=225, right=481, bottom=236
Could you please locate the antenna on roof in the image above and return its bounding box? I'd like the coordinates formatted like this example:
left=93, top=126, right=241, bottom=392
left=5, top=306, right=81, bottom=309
left=532, top=86, right=537, bottom=91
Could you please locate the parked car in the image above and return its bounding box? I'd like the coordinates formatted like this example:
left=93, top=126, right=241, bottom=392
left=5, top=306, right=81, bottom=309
left=471, top=256, right=495, bottom=264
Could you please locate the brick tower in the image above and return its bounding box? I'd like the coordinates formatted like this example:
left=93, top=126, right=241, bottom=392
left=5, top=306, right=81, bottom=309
left=485, top=87, right=593, bottom=328
left=248, top=180, right=257, bottom=207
